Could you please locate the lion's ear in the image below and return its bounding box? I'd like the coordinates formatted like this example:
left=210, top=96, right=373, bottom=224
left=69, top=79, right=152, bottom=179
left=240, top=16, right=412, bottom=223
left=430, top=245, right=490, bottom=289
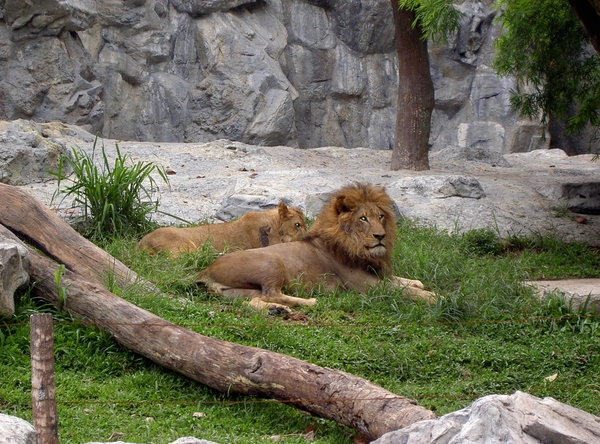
left=278, top=201, right=290, bottom=217
left=334, top=195, right=350, bottom=215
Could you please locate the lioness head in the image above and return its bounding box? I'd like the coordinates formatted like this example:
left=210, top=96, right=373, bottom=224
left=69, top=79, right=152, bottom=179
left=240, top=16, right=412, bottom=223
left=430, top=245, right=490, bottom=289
left=275, top=201, right=307, bottom=244
left=306, top=183, right=396, bottom=275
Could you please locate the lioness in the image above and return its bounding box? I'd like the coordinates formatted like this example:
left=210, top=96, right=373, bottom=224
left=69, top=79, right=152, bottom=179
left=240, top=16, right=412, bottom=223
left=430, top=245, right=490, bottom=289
left=137, top=202, right=306, bottom=257
left=197, top=183, right=435, bottom=311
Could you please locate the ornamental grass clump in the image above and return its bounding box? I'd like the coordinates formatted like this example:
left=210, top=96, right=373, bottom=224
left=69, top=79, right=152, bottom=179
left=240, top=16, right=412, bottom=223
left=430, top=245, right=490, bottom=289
left=51, top=138, right=169, bottom=240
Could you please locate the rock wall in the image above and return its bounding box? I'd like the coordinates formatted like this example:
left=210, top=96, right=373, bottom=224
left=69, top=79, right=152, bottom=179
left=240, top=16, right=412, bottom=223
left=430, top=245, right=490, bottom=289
left=0, top=0, right=561, bottom=152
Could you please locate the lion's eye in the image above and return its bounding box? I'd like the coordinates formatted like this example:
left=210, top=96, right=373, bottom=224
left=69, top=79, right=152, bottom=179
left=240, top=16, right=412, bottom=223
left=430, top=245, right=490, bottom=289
left=360, top=216, right=368, bottom=222
left=295, top=223, right=301, bottom=228
left=379, top=214, right=384, bottom=220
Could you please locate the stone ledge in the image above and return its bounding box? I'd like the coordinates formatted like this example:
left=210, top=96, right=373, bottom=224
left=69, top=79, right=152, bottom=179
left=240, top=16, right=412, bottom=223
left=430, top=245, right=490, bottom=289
left=526, top=278, right=600, bottom=312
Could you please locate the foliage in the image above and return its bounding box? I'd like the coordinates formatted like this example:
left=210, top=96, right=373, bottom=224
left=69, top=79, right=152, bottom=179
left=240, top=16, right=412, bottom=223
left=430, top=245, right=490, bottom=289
left=2, top=221, right=600, bottom=443
left=493, top=0, right=600, bottom=136
left=50, top=138, right=170, bottom=240
left=397, top=0, right=463, bottom=43
left=54, top=264, right=69, bottom=311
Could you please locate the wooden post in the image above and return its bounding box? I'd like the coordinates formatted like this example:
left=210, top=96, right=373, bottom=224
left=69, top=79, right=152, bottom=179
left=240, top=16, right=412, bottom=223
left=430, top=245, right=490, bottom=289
left=30, top=313, right=59, bottom=444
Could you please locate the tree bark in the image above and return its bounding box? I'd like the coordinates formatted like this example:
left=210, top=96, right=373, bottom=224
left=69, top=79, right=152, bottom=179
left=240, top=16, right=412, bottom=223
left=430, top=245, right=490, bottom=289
left=390, top=3, right=434, bottom=171
left=30, top=313, right=59, bottom=444
left=0, top=183, right=148, bottom=291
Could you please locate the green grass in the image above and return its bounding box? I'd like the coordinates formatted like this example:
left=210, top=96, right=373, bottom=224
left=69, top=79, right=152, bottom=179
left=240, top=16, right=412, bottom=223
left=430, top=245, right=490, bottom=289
left=2, top=221, right=600, bottom=443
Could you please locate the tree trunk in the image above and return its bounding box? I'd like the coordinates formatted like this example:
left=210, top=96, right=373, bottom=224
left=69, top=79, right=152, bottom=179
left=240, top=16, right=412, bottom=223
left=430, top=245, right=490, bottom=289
left=0, top=183, right=149, bottom=291
left=390, top=3, right=434, bottom=171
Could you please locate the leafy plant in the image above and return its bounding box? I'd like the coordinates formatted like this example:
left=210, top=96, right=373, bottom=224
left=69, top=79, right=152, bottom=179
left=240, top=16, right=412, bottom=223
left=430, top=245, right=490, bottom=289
left=397, top=0, right=463, bottom=43
left=51, top=138, right=170, bottom=240
left=460, top=228, right=504, bottom=256
left=54, top=264, right=69, bottom=311
left=493, top=0, right=600, bottom=138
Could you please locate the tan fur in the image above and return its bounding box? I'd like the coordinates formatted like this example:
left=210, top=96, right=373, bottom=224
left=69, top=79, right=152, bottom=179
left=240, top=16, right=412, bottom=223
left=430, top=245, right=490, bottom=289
left=197, top=183, right=435, bottom=312
left=137, top=202, right=306, bottom=257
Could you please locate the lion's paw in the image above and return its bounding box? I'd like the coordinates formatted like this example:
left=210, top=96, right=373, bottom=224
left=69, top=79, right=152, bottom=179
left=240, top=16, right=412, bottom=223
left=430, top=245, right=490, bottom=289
left=390, top=276, right=425, bottom=289
left=268, top=305, right=292, bottom=316
left=248, top=297, right=292, bottom=313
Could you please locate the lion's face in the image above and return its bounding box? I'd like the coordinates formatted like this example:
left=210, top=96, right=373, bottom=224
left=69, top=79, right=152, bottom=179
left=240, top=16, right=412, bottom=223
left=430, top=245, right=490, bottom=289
left=275, top=202, right=307, bottom=243
left=349, top=204, right=390, bottom=258
left=307, top=183, right=397, bottom=274
left=278, top=210, right=307, bottom=243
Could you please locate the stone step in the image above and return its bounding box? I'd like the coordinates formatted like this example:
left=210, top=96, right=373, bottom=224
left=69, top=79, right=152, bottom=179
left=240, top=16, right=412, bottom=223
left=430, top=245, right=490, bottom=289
left=527, top=278, right=600, bottom=312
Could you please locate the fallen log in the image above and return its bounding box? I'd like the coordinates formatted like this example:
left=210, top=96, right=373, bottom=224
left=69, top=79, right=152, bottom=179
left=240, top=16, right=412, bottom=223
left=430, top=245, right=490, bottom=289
left=0, top=183, right=143, bottom=290
left=0, top=223, right=436, bottom=440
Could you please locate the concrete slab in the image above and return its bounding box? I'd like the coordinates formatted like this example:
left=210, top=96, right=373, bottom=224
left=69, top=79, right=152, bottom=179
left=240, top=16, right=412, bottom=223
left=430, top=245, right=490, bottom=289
left=527, top=279, right=600, bottom=312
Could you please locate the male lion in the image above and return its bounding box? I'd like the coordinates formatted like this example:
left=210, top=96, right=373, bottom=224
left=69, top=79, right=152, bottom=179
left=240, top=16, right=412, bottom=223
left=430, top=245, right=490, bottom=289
left=137, top=202, right=306, bottom=257
left=197, top=183, right=435, bottom=311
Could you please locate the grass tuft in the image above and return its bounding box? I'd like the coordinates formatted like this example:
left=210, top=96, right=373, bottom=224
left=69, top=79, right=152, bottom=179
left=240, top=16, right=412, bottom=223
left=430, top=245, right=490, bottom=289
left=50, top=138, right=170, bottom=240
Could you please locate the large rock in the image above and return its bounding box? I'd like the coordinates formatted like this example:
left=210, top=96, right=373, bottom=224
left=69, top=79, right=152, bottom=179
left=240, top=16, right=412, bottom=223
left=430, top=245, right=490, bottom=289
left=0, top=0, right=573, bottom=153
left=0, top=119, right=72, bottom=185
left=0, top=413, right=38, bottom=444
left=391, top=175, right=486, bottom=200
left=372, top=391, right=600, bottom=444
left=539, top=182, right=600, bottom=215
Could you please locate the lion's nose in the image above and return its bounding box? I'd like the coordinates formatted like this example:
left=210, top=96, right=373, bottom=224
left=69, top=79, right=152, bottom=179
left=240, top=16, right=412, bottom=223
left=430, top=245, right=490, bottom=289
left=373, top=233, right=385, bottom=241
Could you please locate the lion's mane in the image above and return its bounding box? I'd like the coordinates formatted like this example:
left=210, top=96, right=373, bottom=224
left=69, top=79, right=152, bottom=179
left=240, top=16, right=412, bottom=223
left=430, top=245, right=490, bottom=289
left=304, top=183, right=396, bottom=276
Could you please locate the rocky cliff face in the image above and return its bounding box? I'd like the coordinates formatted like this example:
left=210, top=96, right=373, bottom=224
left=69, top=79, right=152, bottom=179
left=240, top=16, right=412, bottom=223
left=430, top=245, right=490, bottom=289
left=0, top=0, right=559, bottom=152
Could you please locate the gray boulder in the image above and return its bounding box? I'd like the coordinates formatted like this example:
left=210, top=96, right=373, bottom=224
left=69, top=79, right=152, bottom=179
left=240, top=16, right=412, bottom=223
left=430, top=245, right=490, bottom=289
left=539, top=182, right=600, bottom=215
left=372, top=391, right=600, bottom=444
left=0, top=413, right=38, bottom=444
left=430, top=145, right=512, bottom=167
left=390, top=175, right=486, bottom=200
left=0, top=119, right=72, bottom=185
